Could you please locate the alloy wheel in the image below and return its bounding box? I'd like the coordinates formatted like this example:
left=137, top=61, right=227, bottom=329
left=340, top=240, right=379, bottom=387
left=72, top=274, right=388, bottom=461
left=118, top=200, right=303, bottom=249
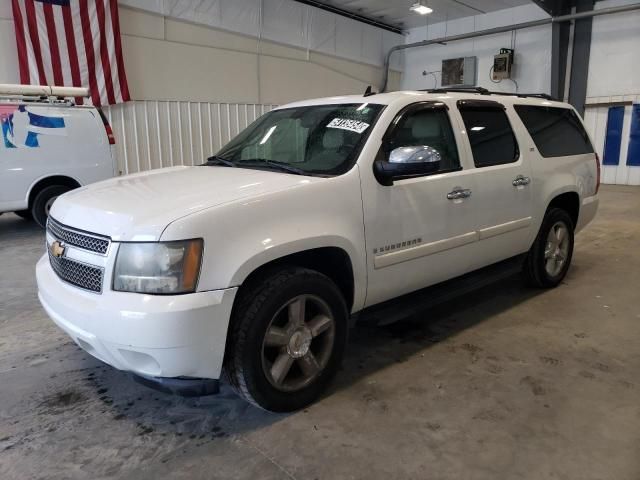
left=261, top=294, right=335, bottom=392
left=544, top=221, right=570, bottom=277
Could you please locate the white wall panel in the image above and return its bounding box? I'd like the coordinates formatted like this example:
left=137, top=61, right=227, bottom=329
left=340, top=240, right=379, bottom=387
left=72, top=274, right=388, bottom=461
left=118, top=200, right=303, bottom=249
left=104, top=101, right=277, bottom=175
left=262, top=0, right=306, bottom=48
left=361, top=24, right=384, bottom=68
left=335, top=16, right=364, bottom=64
left=118, top=0, right=404, bottom=69
left=401, top=5, right=551, bottom=94
left=308, top=8, right=337, bottom=56
left=0, top=16, right=19, bottom=85
left=587, top=0, right=640, bottom=99
left=584, top=100, right=640, bottom=186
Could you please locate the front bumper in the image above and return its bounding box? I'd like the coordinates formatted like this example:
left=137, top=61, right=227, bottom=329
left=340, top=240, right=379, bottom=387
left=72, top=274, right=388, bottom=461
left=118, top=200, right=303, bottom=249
left=36, top=254, right=237, bottom=380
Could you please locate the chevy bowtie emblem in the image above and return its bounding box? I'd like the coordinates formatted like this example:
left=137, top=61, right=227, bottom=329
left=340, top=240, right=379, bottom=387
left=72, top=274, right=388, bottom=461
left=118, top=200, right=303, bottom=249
left=50, top=240, right=66, bottom=258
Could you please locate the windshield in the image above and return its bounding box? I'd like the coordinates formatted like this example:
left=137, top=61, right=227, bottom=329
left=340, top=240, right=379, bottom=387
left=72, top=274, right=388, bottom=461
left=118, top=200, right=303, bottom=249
left=213, top=103, right=385, bottom=176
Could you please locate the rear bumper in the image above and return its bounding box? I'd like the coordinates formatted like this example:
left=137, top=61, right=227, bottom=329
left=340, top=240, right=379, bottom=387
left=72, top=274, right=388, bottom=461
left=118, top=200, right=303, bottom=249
left=36, top=254, right=238, bottom=380
left=576, top=195, right=599, bottom=232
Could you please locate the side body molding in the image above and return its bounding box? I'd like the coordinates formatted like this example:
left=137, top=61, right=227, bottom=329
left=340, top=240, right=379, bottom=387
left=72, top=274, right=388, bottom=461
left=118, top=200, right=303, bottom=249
left=374, top=217, right=532, bottom=269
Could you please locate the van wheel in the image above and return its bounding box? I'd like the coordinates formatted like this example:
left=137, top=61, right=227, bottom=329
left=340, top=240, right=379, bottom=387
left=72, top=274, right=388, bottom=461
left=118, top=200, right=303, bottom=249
left=14, top=210, right=33, bottom=221
left=524, top=208, right=575, bottom=288
left=225, top=267, right=348, bottom=412
left=31, top=185, right=71, bottom=228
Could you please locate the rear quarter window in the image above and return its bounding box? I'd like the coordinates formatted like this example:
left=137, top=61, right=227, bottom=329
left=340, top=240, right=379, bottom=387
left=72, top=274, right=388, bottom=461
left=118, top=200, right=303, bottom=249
left=514, top=105, right=594, bottom=157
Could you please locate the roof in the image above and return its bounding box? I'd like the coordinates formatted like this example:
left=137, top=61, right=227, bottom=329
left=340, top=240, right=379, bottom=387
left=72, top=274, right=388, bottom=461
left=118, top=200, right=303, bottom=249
left=278, top=89, right=570, bottom=110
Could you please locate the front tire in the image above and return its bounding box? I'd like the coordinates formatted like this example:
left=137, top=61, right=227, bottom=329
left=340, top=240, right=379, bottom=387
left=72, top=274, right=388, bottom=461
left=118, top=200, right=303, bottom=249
left=225, top=267, right=348, bottom=412
left=524, top=208, right=575, bottom=288
left=31, top=185, right=72, bottom=228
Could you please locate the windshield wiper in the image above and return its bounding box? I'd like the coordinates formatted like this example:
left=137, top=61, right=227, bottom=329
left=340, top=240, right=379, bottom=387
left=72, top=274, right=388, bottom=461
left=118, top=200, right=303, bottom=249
left=239, top=158, right=306, bottom=176
left=204, top=155, right=237, bottom=167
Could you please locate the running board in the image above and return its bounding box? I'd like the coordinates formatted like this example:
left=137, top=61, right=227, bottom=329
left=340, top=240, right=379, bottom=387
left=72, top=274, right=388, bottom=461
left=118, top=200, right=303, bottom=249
left=356, top=254, right=526, bottom=327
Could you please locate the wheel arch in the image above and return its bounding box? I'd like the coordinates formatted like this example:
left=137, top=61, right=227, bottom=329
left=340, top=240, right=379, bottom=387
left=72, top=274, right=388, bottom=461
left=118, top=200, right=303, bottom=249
left=27, top=175, right=81, bottom=208
left=233, top=245, right=357, bottom=313
left=547, top=191, right=580, bottom=230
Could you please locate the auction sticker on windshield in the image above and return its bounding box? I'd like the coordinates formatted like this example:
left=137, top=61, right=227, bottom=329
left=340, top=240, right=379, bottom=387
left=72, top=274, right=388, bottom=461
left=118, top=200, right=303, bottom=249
left=327, top=118, right=370, bottom=134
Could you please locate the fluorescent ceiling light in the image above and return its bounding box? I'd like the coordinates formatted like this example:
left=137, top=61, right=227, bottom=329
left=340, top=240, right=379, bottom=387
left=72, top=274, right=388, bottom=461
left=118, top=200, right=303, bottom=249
left=410, top=3, right=433, bottom=15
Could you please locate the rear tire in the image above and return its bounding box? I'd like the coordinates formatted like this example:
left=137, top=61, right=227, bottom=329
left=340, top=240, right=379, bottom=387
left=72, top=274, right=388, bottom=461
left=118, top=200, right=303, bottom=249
left=225, top=267, right=348, bottom=412
left=31, top=185, right=71, bottom=228
left=14, top=210, right=33, bottom=221
left=523, top=208, right=574, bottom=288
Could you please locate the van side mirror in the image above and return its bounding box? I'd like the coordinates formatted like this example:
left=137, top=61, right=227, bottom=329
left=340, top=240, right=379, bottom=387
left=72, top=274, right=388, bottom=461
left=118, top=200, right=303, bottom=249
left=373, top=146, right=442, bottom=186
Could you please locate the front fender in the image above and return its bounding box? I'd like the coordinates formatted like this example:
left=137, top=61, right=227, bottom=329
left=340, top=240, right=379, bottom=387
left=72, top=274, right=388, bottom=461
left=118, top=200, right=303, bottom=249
left=160, top=168, right=367, bottom=311
left=229, top=235, right=358, bottom=286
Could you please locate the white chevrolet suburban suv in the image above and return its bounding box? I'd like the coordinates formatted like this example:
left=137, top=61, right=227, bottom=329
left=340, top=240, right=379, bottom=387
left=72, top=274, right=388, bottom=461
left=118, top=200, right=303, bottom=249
left=0, top=84, right=116, bottom=227
left=36, top=89, right=599, bottom=412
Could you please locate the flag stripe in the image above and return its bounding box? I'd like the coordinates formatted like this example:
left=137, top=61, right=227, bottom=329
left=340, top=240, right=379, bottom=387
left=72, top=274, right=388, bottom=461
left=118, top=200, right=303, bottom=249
left=24, top=0, right=48, bottom=85
left=52, top=7, right=71, bottom=86
left=95, top=0, right=116, bottom=105
left=42, top=3, right=64, bottom=86
left=35, top=2, right=55, bottom=86
left=109, top=0, right=130, bottom=102
left=78, top=0, right=101, bottom=106
left=71, top=1, right=89, bottom=106
left=11, top=0, right=129, bottom=106
left=61, top=5, right=81, bottom=87
left=61, top=4, right=84, bottom=104
left=19, top=0, right=41, bottom=85
left=11, top=0, right=30, bottom=84
left=103, top=4, right=122, bottom=103
left=88, top=0, right=107, bottom=106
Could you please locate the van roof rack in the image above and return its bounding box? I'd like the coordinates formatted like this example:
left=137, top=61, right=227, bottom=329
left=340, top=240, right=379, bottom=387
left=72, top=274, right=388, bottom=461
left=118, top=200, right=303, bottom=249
left=0, top=84, right=89, bottom=105
left=421, top=87, right=554, bottom=101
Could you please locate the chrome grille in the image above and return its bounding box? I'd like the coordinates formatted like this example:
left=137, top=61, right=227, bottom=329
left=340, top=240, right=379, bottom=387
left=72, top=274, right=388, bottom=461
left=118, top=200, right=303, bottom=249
left=48, top=250, right=104, bottom=293
left=47, top=217, right=110, bottom=255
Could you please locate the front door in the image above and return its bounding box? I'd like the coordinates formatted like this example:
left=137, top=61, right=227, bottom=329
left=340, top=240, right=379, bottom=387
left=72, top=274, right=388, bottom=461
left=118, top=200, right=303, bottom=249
left=362, top=102, right=480, bottom=307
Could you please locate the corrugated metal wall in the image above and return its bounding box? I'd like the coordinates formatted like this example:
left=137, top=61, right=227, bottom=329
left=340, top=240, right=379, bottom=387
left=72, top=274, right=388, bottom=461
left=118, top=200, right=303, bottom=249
left=103, top=101, right=278, bottom=175
left=584, top=97, right=640, bottom=186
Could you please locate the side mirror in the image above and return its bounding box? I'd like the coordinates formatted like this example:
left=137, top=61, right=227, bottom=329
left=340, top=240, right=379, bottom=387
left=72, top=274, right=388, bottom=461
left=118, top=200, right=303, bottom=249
left=374, top=146, right=442, bottom=186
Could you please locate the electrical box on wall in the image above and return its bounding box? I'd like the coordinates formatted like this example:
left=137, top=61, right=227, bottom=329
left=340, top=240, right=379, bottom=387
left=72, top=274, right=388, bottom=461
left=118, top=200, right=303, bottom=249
left=493, top=48, right=514, bottom=80
left=441, top=57, right=477, bottom=87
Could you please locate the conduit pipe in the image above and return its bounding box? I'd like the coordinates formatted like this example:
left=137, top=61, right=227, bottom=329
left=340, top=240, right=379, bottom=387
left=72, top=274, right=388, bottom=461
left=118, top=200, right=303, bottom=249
left=381, top=3, right=640, bottom=92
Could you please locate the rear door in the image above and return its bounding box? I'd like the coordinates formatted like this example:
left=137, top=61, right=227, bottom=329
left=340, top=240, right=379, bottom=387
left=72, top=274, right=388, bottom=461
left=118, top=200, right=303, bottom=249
left=1, top=103, right=27, bottom=210
left=455, top=100, right=534, bottom=260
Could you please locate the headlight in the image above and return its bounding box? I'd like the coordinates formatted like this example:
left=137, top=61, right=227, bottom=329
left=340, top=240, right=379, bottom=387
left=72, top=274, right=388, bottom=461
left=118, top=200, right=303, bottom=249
left=113, top=239, right=203, bottom=294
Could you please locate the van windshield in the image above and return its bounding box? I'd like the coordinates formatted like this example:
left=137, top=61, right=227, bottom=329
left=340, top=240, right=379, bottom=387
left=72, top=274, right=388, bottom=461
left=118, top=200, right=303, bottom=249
left=209, top=103, right=384, bottom=176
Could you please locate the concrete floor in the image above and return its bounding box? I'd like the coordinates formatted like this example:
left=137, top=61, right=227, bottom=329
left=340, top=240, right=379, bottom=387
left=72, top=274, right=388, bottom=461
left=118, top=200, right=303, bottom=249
left=0, top=185, right=639, bottom=480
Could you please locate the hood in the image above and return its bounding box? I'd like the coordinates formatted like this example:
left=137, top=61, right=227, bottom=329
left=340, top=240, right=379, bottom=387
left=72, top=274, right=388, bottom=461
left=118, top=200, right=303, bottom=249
left=51, top=166, right=316, bottom=241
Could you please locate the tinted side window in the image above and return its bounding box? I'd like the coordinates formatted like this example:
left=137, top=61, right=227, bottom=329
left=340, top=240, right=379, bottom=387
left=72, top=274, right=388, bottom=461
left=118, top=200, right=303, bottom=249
left=514, top=105, right=594, bottom=157
left=459, top=106, right=519, bottom=167
left=387, top=108, right=460, bottom=173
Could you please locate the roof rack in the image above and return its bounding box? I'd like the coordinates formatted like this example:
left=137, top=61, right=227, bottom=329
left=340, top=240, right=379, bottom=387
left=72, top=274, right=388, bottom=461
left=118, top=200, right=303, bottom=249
left=421, top=87, right=555, bottom=101
left=0, top=84, right=89, bottom=105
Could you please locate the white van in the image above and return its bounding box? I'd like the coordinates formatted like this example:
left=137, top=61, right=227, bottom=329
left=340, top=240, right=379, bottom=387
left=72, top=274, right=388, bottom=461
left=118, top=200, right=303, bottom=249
left=0, top=84, right=117, bottom=227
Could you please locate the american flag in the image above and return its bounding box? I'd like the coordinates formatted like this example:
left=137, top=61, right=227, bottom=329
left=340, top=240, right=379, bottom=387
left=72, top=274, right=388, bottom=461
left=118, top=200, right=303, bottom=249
left=11, top=0, right=130, bottom=106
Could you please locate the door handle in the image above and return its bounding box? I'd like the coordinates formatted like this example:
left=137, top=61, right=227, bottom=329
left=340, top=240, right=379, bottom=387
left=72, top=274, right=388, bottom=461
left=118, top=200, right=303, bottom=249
left=447, top=188, right=472, bottom=200
left=512, top=175, right=531, bottom=187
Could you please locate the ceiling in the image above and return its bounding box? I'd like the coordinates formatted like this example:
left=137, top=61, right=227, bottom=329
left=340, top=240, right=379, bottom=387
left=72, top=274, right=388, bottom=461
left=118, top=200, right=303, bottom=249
left=314, top=0, right=534, bottom=30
